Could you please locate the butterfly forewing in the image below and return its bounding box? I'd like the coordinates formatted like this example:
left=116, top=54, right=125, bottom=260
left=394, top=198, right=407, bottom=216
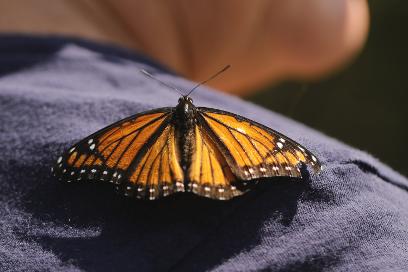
left=52, top=108, right=184, bottom=199
left=197, top=107, right=321, bottom=180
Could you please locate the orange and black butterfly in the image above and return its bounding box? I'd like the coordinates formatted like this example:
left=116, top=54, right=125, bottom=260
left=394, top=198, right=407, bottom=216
left=52, top=65, right=321, bottom=200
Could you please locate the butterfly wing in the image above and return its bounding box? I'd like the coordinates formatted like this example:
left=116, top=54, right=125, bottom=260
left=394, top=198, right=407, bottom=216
left=195, top=107, right=321, bottom=181
left=187, top=123, right=244, bottom=200
left=52, top=108, right=184, bottom=200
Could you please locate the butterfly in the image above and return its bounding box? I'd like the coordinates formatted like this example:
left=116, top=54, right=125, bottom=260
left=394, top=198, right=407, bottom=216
left=52, top=65, right=321, bottom=200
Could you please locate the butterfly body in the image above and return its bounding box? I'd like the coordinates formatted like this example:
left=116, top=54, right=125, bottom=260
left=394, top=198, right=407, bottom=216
left=52, top=94, right=321, bottom=200
left=174, top=97, right=197, bottom=174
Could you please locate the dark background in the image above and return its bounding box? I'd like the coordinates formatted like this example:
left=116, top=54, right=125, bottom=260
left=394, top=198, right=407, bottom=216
left=250, top=0, right=407, bottom=176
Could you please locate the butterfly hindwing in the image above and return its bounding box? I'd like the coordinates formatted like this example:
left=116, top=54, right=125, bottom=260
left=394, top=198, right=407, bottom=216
left=196, top=107, right=321, bottom=181
left=52, top=108, right=184, bottom=199
left=187, top=124, right=244, bottom=200
left=124, top=122, right=184, bottom=199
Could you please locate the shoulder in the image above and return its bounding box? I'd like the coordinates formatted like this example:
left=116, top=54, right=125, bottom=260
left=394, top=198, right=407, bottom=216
left=1, top=36, right=407, bottom=271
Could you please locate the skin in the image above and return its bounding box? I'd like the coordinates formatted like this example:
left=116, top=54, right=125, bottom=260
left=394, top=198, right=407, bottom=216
left=0, top=0, right=369, bottom=95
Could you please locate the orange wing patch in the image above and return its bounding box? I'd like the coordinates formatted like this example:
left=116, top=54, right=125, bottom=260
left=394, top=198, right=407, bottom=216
left=93, top=112, right=167, bottom=169
left=128, top=125, right=184, bottom=199
left=188, top=125, right=242, bottom=200
left=201, top=111, right=321, bottom=179
left=68, top=112, right=167, bottom=170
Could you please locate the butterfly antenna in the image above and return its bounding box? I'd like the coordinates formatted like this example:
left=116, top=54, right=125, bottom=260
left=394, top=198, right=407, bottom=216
left=140, top=69, right=184, bottom=96
left=186, top=65, right=231, bottom=97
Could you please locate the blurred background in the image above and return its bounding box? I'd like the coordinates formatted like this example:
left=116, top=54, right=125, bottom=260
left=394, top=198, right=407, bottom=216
left=249, top=0, right=408, bottom=176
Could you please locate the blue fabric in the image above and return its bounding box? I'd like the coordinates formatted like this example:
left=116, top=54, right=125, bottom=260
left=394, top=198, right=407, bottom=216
left=1, top=35, right=407, bottom=272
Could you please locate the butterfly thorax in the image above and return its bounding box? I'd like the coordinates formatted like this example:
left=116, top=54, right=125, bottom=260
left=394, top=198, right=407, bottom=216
left=174, top=96, right=197, bottom=175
